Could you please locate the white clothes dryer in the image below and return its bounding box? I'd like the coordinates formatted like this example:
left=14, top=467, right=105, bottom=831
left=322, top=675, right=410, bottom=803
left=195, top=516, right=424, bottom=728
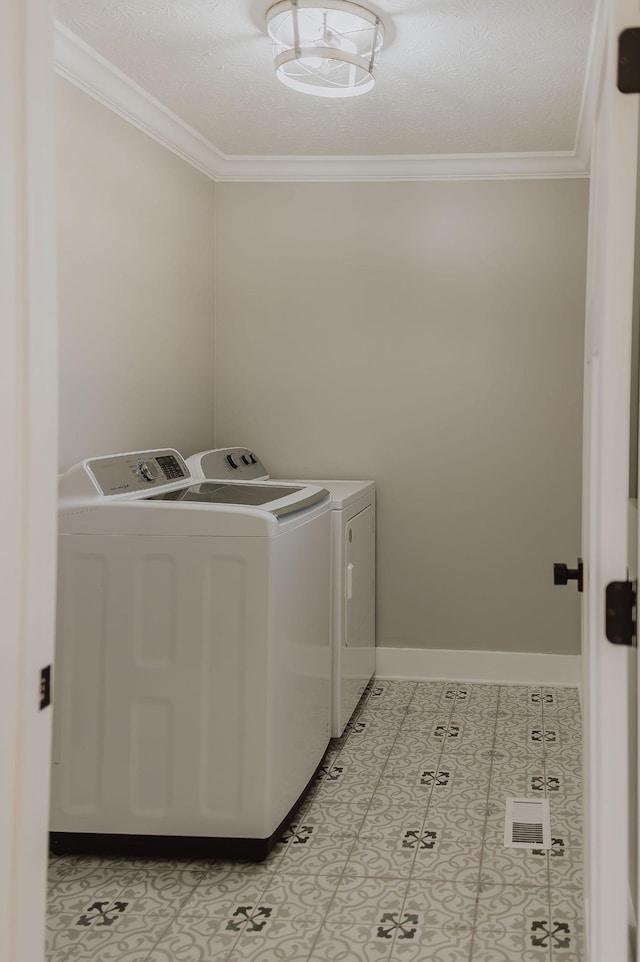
left=187, top=448, right=375, bottom=737
left=50, top=448, right=331, bottom=860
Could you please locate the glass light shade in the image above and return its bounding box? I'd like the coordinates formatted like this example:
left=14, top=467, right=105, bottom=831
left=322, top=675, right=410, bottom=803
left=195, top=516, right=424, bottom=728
left=266, top=0, right=384, bottom=99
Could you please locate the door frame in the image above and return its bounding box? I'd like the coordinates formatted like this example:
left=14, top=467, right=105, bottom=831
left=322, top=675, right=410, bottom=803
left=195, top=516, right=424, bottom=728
left=0, top=0, right=58, bottom=959
left=581, top=1, right=640, bottom=958
left=4, top=1, right=640, bottom=961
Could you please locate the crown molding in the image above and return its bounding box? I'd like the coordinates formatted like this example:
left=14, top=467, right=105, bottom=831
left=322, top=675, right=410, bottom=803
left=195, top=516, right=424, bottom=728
left=54, top=23, right=225, bottom=180
left=212, top=152, right=587, bottom=182
left=54, top=21, right=590, bottom=183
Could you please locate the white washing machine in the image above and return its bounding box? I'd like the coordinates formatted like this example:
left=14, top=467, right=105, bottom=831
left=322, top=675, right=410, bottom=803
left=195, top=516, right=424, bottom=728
left=50, top=448, right=331, bottom=860
left=187, top=448, right=375, bottom=737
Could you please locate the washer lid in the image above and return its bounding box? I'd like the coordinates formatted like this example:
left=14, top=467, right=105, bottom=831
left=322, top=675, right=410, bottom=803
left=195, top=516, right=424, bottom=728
left=146, top=481, right=329, bottom=518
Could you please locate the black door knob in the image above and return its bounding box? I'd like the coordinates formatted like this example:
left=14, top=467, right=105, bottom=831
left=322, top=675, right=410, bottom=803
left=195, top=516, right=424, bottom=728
left=553, top=559, right=583, bottom=593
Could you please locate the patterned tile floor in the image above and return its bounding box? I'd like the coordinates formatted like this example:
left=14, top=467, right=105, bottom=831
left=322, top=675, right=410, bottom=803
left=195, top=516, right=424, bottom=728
left=46, top=680, right=583, bottom=962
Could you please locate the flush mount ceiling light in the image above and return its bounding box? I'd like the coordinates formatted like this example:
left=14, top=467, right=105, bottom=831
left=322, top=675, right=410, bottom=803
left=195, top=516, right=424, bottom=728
left=266, top=0, right=384, bottom=99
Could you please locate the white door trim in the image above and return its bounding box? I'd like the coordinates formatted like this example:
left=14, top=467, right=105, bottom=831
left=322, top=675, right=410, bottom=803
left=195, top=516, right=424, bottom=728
left=582, top=2, right=640, bottom=958
left=0, top=0, right=58, bottom=959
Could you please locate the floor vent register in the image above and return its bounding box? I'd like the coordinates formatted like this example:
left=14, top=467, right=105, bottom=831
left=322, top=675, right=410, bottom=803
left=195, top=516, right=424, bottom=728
left=504, top=797, right=551, bottom=849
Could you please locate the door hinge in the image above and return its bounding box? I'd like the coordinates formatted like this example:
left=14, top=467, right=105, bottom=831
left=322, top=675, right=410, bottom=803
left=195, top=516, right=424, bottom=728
left=40, top=665, right=52, bottom=710
left=605, top=580, right=637, bottom=646
left=618, top=28, right=640, bottom=93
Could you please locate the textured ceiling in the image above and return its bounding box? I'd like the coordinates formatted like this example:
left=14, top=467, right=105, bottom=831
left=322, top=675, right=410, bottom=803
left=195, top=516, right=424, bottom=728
left=54, top=0, right=596, bottom=157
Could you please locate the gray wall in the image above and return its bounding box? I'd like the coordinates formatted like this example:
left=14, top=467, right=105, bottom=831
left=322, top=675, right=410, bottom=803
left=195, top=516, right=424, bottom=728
left=215, top=180, right=589, bottom=654
left=57, top=78, right=217, bottom=471
left=56, top=86, right=588, bottom=657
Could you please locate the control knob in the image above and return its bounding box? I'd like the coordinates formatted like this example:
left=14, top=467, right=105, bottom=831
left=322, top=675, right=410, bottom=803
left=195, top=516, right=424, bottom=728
left=137, top=459, right=158, bottom=483
left=226, top=454, right=239, bottom=469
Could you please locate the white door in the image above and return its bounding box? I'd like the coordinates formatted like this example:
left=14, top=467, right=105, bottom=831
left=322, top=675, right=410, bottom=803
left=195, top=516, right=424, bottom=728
left=582, top=2, right=640, bottom=959
left=0, top=0, right=57, bottom=960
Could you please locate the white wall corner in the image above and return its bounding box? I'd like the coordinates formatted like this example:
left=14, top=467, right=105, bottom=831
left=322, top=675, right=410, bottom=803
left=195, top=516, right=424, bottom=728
left=54, top=21, right=590, bottom=184
left=375, top=647, right=581, bottom=687
left=573, top=0, right=606, bottom=173
left=54, top=22, right=225, bottom=181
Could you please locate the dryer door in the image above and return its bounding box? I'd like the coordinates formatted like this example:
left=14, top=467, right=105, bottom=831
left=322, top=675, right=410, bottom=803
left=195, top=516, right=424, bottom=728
left=345, top=505, right=375, bottom=649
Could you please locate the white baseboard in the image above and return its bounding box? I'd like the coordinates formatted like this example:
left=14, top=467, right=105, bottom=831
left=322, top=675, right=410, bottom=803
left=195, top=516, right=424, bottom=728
left=375, top=646, right=581, bottom=687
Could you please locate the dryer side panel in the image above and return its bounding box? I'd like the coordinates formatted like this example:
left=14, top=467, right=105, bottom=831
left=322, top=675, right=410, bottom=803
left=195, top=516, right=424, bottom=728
left=345, top=505, right=375, bottom=651
left=334, top=499, right=376, bottom=736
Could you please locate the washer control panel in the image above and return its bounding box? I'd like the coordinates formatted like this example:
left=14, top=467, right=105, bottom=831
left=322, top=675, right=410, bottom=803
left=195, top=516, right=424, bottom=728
left=87, top=449, right=188, bottom=495
left=136, top=459, right=158, bottom=483
left=198, top=447, right=267, bottom=480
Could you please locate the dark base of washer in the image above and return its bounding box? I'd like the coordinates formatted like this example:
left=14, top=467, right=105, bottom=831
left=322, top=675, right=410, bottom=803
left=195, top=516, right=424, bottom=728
left=49, top=749, right=327, bottom=863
